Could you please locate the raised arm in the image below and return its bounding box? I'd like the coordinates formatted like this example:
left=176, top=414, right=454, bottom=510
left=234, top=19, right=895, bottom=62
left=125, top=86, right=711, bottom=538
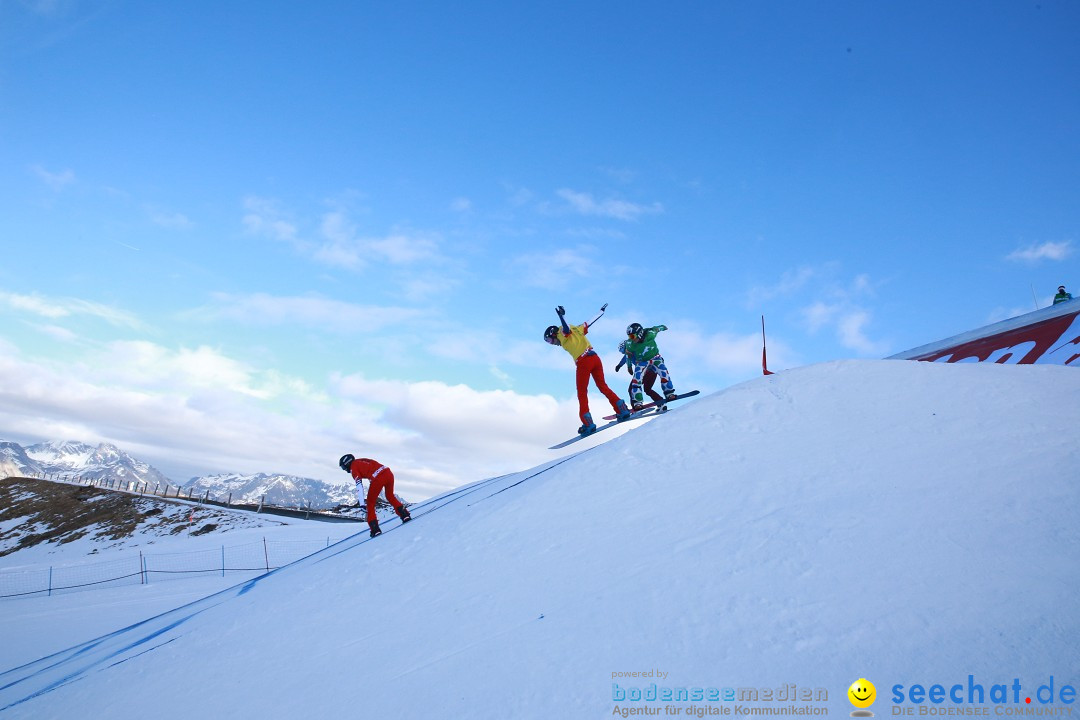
left=586, top=303, right=609, bottom=327
left=556, top=306, right=571, bottom=335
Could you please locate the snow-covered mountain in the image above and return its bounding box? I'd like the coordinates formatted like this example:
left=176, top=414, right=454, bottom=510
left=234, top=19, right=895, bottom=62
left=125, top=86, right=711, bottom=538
left=180, top=472, right=355, bottom=508
left=19, top=440, right=172, bottom=488
left=0, top=442, right=43, bottom=479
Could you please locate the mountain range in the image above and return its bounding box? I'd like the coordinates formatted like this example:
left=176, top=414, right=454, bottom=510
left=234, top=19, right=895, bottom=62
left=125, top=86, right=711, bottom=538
left=0, top=440, right=355, bottom=509
left=183, top=472, right=354, bottom=508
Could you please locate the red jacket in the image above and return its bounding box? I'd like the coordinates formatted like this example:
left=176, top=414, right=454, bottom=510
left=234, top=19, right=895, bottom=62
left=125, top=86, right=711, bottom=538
left=348, top=458, right=390, bottom=483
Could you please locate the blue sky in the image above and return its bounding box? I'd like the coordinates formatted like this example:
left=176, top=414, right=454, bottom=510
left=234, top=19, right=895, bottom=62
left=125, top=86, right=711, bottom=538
left=1, top=0, right=1077, bottom=498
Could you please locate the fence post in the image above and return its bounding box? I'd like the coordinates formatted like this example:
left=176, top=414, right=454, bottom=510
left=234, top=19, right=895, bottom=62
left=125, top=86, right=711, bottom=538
left=140, top=551, right=145, bottom=585
left=48, top=566, right=53, bottom=597
left=227, top=492, right=232, bottom=507
left=203, top=490, right=209, bottom=504
left=263, top=537, right=270, bottom=572
left=221, top=545, right=225, bottom=577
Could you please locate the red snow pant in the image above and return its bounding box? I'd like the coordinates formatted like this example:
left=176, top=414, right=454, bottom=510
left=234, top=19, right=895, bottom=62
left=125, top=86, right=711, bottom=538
left=364, top=468, right=404, bottom=522
left=575, top=351, right=622, bottom=423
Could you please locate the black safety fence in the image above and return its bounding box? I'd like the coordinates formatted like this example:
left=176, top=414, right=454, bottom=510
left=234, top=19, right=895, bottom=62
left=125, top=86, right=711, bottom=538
left=17, top=472, right=368, bottom=523
left=0, top=536, right=343, bottom=600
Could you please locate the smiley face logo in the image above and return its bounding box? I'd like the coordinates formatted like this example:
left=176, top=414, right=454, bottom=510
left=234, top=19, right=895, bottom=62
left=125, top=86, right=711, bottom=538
left=848, top=678, right=876, bottom=709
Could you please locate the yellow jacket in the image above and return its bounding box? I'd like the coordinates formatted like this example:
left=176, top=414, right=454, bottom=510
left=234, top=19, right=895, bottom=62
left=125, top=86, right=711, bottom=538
left=557, top=323, right=594, bottom=361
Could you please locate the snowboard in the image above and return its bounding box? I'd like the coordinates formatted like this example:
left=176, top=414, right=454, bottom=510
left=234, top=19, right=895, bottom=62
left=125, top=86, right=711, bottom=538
left=601, top=390, right=700, bottom=420
left=548, top=407, right=659, bottom=450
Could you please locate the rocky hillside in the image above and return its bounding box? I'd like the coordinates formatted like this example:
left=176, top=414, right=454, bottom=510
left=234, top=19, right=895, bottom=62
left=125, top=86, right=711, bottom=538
left=0, top=476, right=287, bottom=557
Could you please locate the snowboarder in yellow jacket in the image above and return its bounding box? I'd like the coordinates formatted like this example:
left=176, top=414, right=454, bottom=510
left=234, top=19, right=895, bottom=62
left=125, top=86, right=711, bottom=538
left=545, top=305, right=630, bottom=435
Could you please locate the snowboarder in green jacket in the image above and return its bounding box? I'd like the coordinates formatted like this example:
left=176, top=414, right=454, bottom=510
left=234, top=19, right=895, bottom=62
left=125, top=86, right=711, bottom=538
left=624, top=323, right=677, bottom=410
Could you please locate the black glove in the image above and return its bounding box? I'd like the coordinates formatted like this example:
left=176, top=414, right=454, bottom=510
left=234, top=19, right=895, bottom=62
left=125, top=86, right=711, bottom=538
left=556, top=305, right=565, bottom=317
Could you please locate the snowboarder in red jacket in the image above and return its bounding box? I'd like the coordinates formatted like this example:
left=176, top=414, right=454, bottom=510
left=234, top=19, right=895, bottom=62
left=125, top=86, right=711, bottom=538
left=339, top=454, right=411, bottom=537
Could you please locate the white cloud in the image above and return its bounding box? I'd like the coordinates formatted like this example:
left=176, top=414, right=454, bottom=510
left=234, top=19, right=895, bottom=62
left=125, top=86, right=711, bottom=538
left=0, top=291, right=145, bottom=330
left=505, top=185, right=534, bottom=207
left=801, top=303, right=888, bottom=356
left=660, top=327, right=775, bottom=375
left=398, top=275, right=460, bottom=303
left=802, top=301, right=836, bottom=333
left=147, top=206, right=193, bottom=229
left=751, top=265, right=889, bottom=358
left=0, top=339, right=565, bottom=500
left=1006, top=240, right=1073, bottom=263
left=747, top=266, right=820, bottom=306
left=244, top=197, right=444, bottom=271
left=555, top=189, right=663, bottom=221
left=21, top=0, right=68, bottom=15
left=242, top=196, right=301, bottom=246
left=188, top=293, right=425, bottom=332
left=367, top=232, right=440, bottom=264
left=426, top=330, right=567, bottom=372
left=837, top=310, right=889, bottom=355
left=36, top=325, right=78, bottom=342
left=508, top=246, right=601, bottom=290
left=30, top=165, right=75, bottom=191
left=332, top=372, right=565, bottom=467
left=95, top=341, right=272, bottom=398
left=599, top=166, right=638, bottom=184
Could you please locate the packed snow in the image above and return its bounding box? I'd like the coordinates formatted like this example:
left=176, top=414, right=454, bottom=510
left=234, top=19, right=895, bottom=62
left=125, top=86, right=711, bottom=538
left=0, top=360, right=1077, bottom=719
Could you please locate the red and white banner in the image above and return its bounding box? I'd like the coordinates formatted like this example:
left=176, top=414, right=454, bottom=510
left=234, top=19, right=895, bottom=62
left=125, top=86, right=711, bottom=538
left=889, top=302, right=1080, bottom=366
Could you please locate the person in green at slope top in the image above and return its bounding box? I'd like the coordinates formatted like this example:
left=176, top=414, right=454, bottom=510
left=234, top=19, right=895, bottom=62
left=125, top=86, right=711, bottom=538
left=623, top=323, right=678, bottom=411
left=616, top=339, right=664, bottom=408
left=1053, top=285, right=1073, bottom=305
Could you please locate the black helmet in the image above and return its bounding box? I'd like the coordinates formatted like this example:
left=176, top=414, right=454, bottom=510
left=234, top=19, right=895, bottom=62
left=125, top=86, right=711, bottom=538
left=338, top=454, right=355, bottom=472
left=626, top=322, right=644, bottom=340
left=544, top=325, right=560, bottom=345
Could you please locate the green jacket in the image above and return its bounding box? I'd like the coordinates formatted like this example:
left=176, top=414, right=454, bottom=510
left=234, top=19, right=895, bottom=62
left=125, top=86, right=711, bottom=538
left=624, top=325, right=667, bottom=363
left=1053, top=291, right=1073, bottom=305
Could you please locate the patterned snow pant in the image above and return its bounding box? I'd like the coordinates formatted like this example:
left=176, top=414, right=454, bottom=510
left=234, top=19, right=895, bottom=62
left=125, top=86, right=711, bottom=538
left=628, top=366, right=664, bottom=405
left=630, top=355, right=674, bottom=406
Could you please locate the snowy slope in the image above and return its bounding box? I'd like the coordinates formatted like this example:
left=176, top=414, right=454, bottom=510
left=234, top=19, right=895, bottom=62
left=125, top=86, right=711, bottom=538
left=0, top=360, right=1077, bottom=719
left=0, top=515, right=357, bottom=670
